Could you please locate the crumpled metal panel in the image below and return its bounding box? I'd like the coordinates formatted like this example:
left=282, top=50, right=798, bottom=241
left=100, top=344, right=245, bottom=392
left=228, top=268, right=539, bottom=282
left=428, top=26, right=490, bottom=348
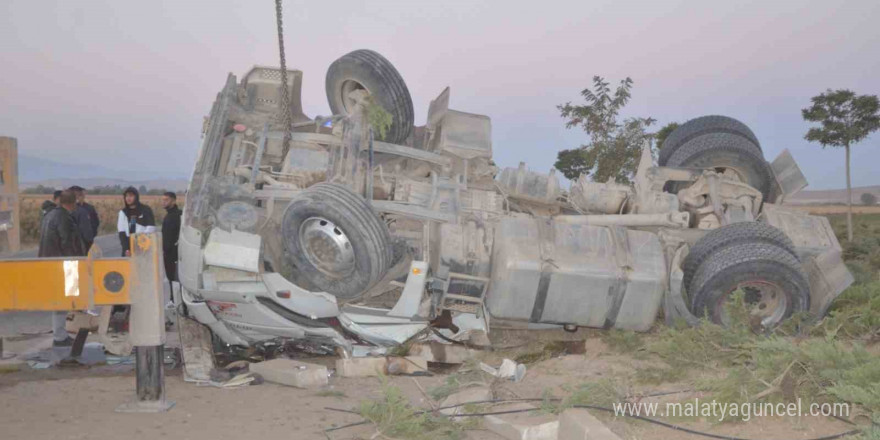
left=486, top=215, right=665, bottom=331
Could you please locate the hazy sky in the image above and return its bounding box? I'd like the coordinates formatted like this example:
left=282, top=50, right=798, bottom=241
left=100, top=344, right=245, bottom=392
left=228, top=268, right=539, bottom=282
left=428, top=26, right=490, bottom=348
left=1, top=0, right=878, bottom=189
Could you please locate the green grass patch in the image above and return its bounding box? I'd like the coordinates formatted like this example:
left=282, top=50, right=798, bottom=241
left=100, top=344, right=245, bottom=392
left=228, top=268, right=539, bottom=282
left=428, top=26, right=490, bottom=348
left=603, top=329, right=645, bottom=354
left=360, top=382, right=468, bottom=440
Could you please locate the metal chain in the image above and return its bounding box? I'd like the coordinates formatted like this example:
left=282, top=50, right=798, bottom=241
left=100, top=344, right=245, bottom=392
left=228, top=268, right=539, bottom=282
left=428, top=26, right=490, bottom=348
left=274, top=0, right=292, bottom=154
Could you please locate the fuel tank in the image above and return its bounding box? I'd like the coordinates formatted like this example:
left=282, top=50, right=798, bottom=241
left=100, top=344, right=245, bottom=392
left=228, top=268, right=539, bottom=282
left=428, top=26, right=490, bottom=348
left=486, top=215, right=666, bottom=331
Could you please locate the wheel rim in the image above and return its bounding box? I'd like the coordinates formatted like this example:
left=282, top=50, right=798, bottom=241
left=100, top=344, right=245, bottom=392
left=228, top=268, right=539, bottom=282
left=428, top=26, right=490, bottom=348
left=339, top=80, right=368, bottom=114
left=718, top=280, right=789, bottom=329
left=298, top=217, right=355, bottom=278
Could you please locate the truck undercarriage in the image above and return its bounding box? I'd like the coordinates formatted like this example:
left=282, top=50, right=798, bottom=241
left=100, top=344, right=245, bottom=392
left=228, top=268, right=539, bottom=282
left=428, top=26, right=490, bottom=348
left=176, top=50, right=853, bottom=354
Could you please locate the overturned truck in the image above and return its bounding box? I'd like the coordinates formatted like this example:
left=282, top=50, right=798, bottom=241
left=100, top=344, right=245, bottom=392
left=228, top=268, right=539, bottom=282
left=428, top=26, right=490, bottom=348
left=178, top=50, right=853, bottom=352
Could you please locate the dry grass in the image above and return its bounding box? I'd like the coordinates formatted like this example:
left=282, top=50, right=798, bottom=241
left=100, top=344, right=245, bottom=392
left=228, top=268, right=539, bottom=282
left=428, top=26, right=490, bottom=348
left=18, top=194, right=184, bottom=246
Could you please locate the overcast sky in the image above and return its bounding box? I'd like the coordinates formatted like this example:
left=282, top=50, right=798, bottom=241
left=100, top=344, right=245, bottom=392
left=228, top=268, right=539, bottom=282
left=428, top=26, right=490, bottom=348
left=1, top=0, right=878, bottom=189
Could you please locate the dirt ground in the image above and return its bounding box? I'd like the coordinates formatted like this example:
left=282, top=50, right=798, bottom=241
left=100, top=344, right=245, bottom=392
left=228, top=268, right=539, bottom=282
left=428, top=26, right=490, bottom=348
left=0, top=319, right=858, bottom=440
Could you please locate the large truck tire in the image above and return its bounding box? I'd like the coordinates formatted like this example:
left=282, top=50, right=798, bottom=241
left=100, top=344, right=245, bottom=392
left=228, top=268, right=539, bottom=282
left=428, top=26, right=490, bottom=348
left=659, top=115, right=760, bottom=166
left=282, top=183, right=393, bottom=300
left=689, top=242, right=810, bottom=329
left=665, top=132, right=774, bottom=202
left=683, top=222, right=797, bottom=295
left=326, top=49, right=414, bottom=145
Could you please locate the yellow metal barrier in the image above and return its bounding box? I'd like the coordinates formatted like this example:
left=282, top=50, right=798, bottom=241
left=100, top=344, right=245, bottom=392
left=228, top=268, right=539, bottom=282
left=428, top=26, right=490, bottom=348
left=0, top=232, right=172, bottom=413
left=0, top=257, right=131, bottom=311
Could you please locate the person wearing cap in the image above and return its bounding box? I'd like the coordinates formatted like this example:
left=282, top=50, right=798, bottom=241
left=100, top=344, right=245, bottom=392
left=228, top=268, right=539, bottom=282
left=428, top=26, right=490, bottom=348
left=67, top=186, right=96, bottom=252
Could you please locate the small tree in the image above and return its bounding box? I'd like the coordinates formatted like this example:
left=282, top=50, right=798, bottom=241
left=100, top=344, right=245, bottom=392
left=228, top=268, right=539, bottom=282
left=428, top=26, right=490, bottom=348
left=654, top=122, right=680, bottom=149
left=555, top=77, right=655, bottom=183
left=802, top=89, right=880, bottom=241
left=861, top=192, right=877, bottom=206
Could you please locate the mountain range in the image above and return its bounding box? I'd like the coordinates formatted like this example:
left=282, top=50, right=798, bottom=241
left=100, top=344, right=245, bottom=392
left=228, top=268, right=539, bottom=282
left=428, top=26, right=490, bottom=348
left=17, top=155, right=190, bottom=191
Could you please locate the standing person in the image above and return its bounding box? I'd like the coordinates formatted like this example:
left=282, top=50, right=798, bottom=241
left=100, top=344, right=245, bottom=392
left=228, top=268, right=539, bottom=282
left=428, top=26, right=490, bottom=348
left=70, top=186, right=99, bottom=239
left=161, top=192, right=181, bottom=302
left=38, top=190, right=85, bottom=347
left=117, top=186, right=156, bottom=257
left=39, top=190, right=62, bottom=221
left=68, top=186, right=95, bottom=252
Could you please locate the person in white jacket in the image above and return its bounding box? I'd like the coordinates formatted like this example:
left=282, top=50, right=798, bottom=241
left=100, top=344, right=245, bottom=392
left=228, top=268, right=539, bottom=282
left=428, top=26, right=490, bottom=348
left=117, top=186, right=156, bottom=256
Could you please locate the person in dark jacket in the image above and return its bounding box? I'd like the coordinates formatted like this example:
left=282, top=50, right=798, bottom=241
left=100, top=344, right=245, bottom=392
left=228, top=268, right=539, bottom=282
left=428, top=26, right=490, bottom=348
left=117, top=186, right=155, bottom=257
left=38, top=190, right=84, bottom=347
left=70, top=186, right=99, bottom=237
left=39, top=190, right=62, bottom=221
left=161, top=192, right=181, bottom=302
left=68, top=186, right=96, bottom=252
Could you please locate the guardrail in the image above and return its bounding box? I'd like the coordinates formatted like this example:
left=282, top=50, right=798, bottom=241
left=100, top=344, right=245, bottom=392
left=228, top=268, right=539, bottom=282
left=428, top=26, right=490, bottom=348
left=0, top=232, right=174, bottom=413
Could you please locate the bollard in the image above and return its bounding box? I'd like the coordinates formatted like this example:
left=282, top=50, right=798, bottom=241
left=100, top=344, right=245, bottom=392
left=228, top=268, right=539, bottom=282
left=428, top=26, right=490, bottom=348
left=116, top=232, right=174, bottom=413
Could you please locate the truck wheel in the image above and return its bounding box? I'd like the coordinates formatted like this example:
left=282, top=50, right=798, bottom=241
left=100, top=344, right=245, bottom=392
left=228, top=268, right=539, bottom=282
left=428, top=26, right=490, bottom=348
left=683, top=222, right=797, bottom=294
left=326, top=49, right=414, bottom=144
left=689, top=242, right=809, bottom=329
left=659, top=115, right=760, bottom=166
left=665, top=132, right=773, bottom=202
left=282, top=183, right=393, bottom=300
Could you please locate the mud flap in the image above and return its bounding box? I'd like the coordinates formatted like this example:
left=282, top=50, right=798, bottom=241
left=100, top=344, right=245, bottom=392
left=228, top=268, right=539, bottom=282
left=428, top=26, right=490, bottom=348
left=768, top=149, right=808, bottom=204
left=663, top=245, right=700, bottom=326
left=759, top=204, right=854, bottom=317
left=177, top=315, right=215, bottom=382
left=802, top=249, right=855, bottom=317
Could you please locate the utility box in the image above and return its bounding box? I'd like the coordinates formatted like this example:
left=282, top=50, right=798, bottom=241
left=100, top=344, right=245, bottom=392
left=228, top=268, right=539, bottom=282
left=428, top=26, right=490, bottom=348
left=0, top=137, right=20, bottom=254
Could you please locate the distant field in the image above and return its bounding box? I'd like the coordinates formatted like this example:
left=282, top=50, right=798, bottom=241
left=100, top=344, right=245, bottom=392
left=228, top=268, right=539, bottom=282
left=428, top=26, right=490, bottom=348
left=19, top=194, right=185, bottom=246
left=785, top=204, right=880, bottom=215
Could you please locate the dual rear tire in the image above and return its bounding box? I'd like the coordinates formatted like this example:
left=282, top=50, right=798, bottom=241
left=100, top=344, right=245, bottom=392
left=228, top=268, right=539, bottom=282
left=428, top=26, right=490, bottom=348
left=684, top=222, right=810, bottom=329
left=660, top=115, right=775, bottom=203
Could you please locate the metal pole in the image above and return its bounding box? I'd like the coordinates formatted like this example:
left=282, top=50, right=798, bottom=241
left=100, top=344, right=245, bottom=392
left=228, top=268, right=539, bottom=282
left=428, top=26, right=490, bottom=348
left=116, top=232, right=174, bottom=413
left=135, top=345, right=165, bottom=402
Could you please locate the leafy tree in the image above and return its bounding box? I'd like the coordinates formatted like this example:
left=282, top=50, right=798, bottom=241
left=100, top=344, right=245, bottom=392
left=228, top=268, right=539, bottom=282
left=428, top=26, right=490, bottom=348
left=654, top=122, right=680, bottom=149
left=555, top=76, right=655, bottom=183
left=802, top=89, right=880, bottom=241
left=22, top=184, right=56, bottom=195
left=861, top=192, right=877, bottom=206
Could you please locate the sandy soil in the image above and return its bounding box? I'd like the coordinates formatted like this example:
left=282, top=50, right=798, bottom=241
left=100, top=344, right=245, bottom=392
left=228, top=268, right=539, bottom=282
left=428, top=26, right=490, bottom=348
left=0, top=323, right=859, bottom=440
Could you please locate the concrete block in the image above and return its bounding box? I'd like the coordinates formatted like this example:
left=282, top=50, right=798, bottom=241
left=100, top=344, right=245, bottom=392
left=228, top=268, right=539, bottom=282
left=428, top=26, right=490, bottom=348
left=336, top=356, right=429, bottom=377
left=558, top=408, right=621, bottom=440
left=439, top=386, right=492, bottom=416
left=249, top=358, right=328, bottom=389
left=484, top=403, right=558, bottom=440
left=336, top=357, right=386, bottom=377
left=409, top=341, right=480, bottom=364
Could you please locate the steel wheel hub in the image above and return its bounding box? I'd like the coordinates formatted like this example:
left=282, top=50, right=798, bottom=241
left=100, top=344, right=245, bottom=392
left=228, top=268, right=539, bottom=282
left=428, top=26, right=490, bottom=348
left=340, top=80, right=368, bottom=113
left=722, top=281, right=788, bottom=329
left=299, top=217, right=355, bottom=278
